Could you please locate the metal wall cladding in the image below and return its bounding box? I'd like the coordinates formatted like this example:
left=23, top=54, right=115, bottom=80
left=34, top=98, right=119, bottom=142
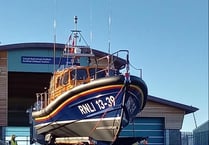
left=119, top=117, right=165, bottom=144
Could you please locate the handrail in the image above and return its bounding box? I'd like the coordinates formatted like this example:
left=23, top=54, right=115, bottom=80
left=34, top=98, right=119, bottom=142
left=96, top=49, right=130, bottom=77
left=35, top=92, right=48, bottom=110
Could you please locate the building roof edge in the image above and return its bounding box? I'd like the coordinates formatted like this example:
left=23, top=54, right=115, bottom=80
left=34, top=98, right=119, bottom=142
left=148, top=95, right=199, bottom=114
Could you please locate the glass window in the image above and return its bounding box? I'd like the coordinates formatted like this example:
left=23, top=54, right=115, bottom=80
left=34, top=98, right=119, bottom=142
left=89, top=68, right=106, bottom=79
left=109, top=69, right=118, bottom=76
left=77, top=69, right=88, bottom=80
left=71, top=70, right=75, bottom=80
left=97, top=69, right=106, bottom=78
left=71, top=69, right=87, bottom=80
left=56, top=77, right=60, bottom=87
left=63, top=71, right=69, bottom=85
left=89, top=68, right=96, bottom=79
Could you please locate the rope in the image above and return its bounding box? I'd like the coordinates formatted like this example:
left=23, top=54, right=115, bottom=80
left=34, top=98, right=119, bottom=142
left=88, top=83, right=126, bottom=141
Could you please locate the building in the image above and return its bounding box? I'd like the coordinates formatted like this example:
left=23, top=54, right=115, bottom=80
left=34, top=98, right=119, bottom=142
left=193, top=120, right=209, bottom=145
left=117, top=95, right=198, bottom=145
left=181, top=132, right=193, bottom=145
left=0, top=43, right=198, bottom=145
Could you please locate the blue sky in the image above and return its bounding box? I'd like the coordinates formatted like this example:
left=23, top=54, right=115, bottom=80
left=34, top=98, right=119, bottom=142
left=0, top=0, right=208, bottom=132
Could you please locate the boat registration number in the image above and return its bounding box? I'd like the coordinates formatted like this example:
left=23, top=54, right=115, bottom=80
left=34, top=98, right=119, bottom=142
left=78, top=96, right=115, bottom=115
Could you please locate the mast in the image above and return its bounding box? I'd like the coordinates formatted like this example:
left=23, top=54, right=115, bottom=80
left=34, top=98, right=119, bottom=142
left=74, top=16, right=78, bottom=46
left=63, top=16, right=94, bottom=60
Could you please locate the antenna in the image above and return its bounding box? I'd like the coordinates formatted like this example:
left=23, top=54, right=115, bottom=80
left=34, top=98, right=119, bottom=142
left=53, top=0, right=57, bottom=72
left=52, top=0, right=57, bottom=99
left=108, top=16, right=111, bottom=54
left=89, top=0, right=93, bottom=46
left=74, top=16, right=78, bottom=46
left=107, top=0, right=112, bottom=54
left=74, top=16, right=78, bottom=28
left=107, top=0, right=112, bottom=76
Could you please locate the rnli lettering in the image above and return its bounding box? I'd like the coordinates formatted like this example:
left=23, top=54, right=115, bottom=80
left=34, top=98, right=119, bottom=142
left=77, top=96, right=115, bottom=115
left=78, top=102, right=96, bottom=115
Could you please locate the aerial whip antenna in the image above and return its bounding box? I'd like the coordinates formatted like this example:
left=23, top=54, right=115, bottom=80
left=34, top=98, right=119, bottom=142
left=89, top=0, right=93, bottom=46
left=106, top=0, right=112, bottom=76
left=107, top=0, right=112, bottom=54
left=53, top=0, right=57, bottom=72
left=52, top=0, right=57, bottom=98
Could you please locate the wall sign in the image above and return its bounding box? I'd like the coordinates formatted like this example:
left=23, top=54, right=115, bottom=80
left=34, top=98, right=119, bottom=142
left=21, top=56, right=77, bottom=65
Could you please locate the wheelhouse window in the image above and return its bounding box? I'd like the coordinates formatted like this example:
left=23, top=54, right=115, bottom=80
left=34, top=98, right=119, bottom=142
left=89, top=68, right=96, bottom=79
left=63, top=71, right=69, bottom=85
left=109, top=69, right=118, bottom=76
left=71, top=69, right=88, bottom=80
left=89, top=68, right=106, bottom=79
left=56, top=77, right=61, bottom=88
left=89, top=68, right=117, bottom=79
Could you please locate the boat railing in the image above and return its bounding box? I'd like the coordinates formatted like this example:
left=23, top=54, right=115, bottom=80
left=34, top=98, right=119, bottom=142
left=109, top=49, right=143, bottom=78
left=96, top=50, right=130, bottom=78
left=35, top=92, right=48, bottom=111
